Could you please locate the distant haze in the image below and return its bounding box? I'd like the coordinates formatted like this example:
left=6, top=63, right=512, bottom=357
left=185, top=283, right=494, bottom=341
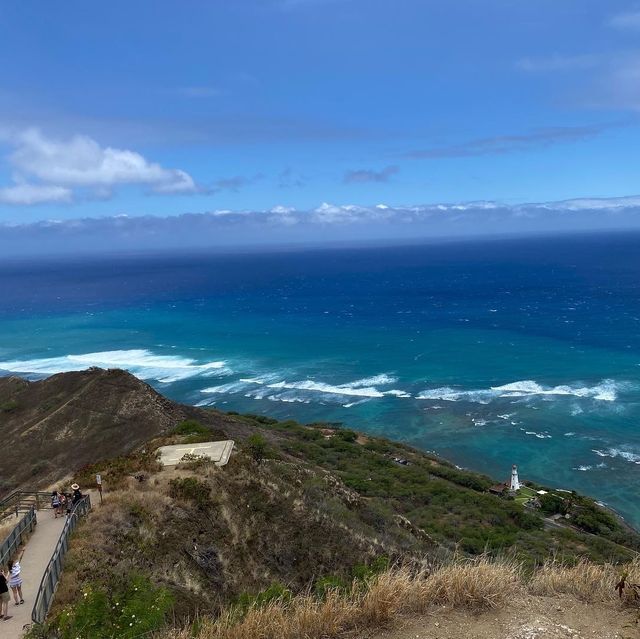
left=2, top=195, right=640, bottom=257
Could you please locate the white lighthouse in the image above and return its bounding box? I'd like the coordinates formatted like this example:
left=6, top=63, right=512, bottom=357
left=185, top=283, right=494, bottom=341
left=510, top=464, right=521, bottom=492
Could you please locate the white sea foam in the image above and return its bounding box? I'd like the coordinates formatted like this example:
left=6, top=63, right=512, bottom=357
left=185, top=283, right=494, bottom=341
left=416, top=387, right=492, bottom=404
left=343, top=399, right=369, bottom=408
left=266, top=393, right=312, bottom=404
left=0, top=349, right=229, bottom=383
left=195, top=397, right=216, bottom=407
left=348, top=374, right=398, bottom=386
left=201, top=381, right=251, bottom=394
left=262, top=373, right=405, bottom=400
left=493, top=379, right=620, bottom=401
left=386, top=389, right=412, bottom=398
left=525, top=430, right=552, bottom=439
left=215, top=372, right=410, bottom=405
left=266, top=380, right=386, bottom=398
left=201, top=372, right=405, bottom=405
left=417, top=379, right=623, bottom=403
left=592, top=448, right=640, bottom=464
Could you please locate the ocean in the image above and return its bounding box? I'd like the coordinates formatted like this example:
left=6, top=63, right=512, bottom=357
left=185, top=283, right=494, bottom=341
left=1, top=233, right=639, bottom=525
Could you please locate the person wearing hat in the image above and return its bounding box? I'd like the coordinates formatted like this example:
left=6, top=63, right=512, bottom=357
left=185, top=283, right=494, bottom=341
left=71, top=483, right=83, bottom=507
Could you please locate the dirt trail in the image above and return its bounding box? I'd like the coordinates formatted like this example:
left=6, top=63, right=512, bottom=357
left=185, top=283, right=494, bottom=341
left=367, top=595, right=638, bottom=639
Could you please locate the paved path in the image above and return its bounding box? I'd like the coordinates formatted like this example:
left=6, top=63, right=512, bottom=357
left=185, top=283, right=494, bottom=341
left=3, top=510, right=65, bottom=638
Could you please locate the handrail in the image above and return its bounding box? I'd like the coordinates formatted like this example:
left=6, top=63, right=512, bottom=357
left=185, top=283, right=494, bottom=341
left=31, top=495, right=92, bottom=625
left=0, top=506, right=37, bottom=567
left=0, top=491, right=52, bottom=520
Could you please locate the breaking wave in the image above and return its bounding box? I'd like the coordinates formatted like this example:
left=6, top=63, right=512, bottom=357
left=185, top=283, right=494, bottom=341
left=201, top=372, right=407, bottom=405
left=0, top=349, right=229, bottom=384
left=417, top=379, right=623, bottom=403
left=592, top=448, right=640, bottom=464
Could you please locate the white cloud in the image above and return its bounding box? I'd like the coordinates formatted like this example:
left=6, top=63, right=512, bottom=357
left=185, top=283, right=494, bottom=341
left=3, top=194, right=640, bottom=256
left=10, top=128, right=196, bottom=192
left=609, top=10, right=640, bottom=30
left=0, top=127, right=198, bottom=205
left=0, top=182, right=73, bottom=205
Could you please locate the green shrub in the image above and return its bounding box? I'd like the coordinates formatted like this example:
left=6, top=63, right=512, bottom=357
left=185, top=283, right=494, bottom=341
left=539, top=493, right=566, bottom=516
left=74, top=450, right=161, bottom=489
left=169, top=477, right=212, bottom=508
left=56, top=575, right=172, bottom=639
left=243, top=414, right=279, bottom=425
left=246, top=433, right=269, bottom=464
left=314, top=575, right=349, bottom=598
left=178, top=453, right=214, bottom=471
left=334, top=429, right=358, bottom=443
left=171, top=420, right=210, bottom=437
left=0, top=399, right=18, bottom=413
left=233, top=583, right=291, bottom=618
left=352, top=556, right=390, bottom=582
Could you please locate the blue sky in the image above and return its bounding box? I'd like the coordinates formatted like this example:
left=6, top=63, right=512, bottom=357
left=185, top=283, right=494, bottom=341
left=1, top=0, right=640, bottom=243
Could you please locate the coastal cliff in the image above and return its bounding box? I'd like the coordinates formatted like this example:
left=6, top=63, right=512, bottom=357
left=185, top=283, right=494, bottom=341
left=1, top=368, right=638, bottom=637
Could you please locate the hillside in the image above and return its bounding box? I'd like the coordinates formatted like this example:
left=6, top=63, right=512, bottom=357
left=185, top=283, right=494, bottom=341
left=1, top=369, right=639, bottom=637
left=0, top=368, right=253, bottom=491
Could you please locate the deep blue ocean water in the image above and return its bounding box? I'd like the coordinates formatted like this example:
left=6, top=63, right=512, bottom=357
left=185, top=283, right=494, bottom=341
left=1, top=233, right=639, bottom=525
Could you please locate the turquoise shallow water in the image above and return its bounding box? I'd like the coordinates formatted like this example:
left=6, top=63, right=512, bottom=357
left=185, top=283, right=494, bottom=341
left=0, top=235, right=639, bottom=524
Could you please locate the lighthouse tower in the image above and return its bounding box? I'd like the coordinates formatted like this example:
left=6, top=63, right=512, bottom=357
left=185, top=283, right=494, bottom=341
left=510, top=464, right=521, bottom=492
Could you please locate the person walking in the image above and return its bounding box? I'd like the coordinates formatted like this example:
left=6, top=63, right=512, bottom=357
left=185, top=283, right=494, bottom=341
left=71, top=483, right=83, bottom=507
left=51, top=490, right=61, bottom=518
left=0, top=567, right=10, bottom=620
left=8, top=549, right=24, bottom=605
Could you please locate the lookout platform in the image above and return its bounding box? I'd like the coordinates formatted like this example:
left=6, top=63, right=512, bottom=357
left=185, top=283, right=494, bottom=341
left=157, top=440, right=234, bottom=466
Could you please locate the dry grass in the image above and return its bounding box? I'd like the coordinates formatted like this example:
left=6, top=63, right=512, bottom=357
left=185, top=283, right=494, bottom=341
left=529, top=557, right=640, bottom=603
left=159, top=555, right=640, bottom=639
left=163, top=557, right=525, bottom=639
left=0, top=516, right=18, bottom=543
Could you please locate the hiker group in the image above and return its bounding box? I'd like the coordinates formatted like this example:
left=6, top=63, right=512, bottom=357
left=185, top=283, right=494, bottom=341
left=0, top=549, right=24, bottom=621
left=51, top=483, right=83, bottom=519
left=0, top=483, right=84, bottom=621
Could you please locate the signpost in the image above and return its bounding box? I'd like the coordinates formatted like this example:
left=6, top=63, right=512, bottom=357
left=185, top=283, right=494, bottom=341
left=96, top=473, right=103, bottom=504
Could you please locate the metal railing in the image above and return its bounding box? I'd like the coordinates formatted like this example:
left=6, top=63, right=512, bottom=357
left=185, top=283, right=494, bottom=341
left=0, top=506, right=37, bottom=567
left=31, top=495, right=92, bottom=625
left=0, top=491, right=52, bottom=520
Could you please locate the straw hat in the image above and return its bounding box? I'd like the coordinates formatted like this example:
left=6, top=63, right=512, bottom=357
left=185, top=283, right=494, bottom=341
left=71, top=483, right=80, bottom=490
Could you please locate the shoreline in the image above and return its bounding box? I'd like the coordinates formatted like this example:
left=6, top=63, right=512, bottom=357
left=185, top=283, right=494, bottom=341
left=199, top=402, right=640, bottom=539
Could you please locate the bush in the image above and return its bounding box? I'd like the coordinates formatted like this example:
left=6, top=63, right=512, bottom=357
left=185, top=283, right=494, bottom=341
left=246, top=434, right=269, bottom=464
left=56, top=575, right=173, bottom=639
left=171, top=420, right=210, bottom=437
left=74, top=450, right=161, bottom=489
left=0, top=399, right=18, bottom=413
left=539, top=493, right=565, bottom=516
left=169, top=477, right=212, bottom=508
left=335, top=429, right=358, bottom=443
left=233, top=583, right=291, bottom=618
left=314, top=575, right=350, bottom=598
left=352, top=556, right=390, bottom=583
left=243, top=414, right=279, bottom=425
left=178, top=453, right=215, bottom=471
